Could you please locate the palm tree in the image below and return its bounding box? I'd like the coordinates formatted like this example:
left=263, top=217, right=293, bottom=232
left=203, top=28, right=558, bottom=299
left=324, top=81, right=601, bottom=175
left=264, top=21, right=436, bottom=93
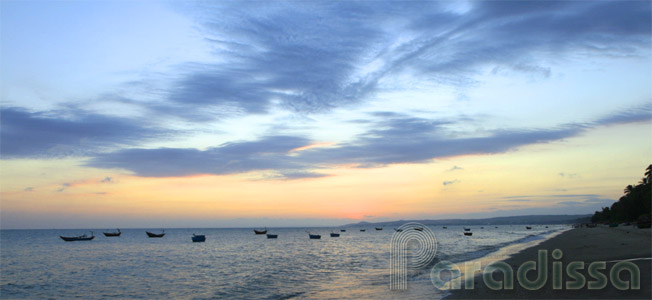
left=645, top=164, right=652, bottom=183
left=624, top=185, right=633, bottom=196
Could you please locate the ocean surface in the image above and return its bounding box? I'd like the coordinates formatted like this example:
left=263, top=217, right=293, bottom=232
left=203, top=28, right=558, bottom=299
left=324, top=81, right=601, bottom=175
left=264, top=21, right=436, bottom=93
left=0, top=225, right=567, bottom=299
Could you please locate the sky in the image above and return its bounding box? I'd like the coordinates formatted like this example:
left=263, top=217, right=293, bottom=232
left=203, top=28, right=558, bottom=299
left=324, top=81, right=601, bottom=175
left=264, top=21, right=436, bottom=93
left=1, top=0, right=650, bottom=229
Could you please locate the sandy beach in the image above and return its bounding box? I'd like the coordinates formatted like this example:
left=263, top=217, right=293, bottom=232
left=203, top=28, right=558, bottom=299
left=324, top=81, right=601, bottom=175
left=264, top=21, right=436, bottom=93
left=446, top=226, right=651, bottom=299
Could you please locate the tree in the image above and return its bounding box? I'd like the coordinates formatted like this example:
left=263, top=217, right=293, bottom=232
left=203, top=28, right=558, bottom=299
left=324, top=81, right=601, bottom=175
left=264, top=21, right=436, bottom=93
left=592, top=164, right=652, bottom=223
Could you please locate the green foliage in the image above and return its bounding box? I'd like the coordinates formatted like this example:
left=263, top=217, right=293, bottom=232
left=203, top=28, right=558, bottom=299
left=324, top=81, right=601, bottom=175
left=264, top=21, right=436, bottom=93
left=591, top=164, right=652, bottom=223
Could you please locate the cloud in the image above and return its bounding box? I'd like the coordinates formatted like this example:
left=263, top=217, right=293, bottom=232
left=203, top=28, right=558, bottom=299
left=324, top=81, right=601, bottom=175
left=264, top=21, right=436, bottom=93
left=24, top=187, right=34, bottom=192
left=300, top=115, right=584, bottom=166
left=56, top=183, right=71, bottom=192
left=593, top=102, right=652, bottom=126
left=503, top=193, right=600, bottom=200
left=85, top=104, right=649, bottom=178
left=0, top=108, right=165, bottom=158
left=448, top=165, right=464, bottom=171
left=100, top=177, right=112, bottom=183
left=557, top=198, right=614, bottom=207
left=262, top=171, right=330, bottom=181
left=3, top=2, right=649, bottom=164
left=443, top=179, right=460, bottom=186
left=117, top=1, right=650, bottom=120
left=86, top=135, right=313, bottom=178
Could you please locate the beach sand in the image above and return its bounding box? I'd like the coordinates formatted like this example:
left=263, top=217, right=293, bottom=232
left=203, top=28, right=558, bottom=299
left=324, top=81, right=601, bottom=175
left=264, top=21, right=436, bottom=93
left=446, top=226, right=651, bottom=299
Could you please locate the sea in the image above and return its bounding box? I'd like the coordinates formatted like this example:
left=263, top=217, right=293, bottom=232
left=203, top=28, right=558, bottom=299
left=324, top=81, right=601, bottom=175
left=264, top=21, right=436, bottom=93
left=0, top=225, right=568, bottom=299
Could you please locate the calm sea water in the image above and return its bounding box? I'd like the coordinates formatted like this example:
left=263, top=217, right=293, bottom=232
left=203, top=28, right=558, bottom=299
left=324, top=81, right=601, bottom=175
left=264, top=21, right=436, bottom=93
left=1, top=225, right=566, bottom=299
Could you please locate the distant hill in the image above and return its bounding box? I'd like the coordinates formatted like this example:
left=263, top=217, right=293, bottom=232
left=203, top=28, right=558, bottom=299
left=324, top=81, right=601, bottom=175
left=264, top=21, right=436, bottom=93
left=344, top=214, right=591, bottom=227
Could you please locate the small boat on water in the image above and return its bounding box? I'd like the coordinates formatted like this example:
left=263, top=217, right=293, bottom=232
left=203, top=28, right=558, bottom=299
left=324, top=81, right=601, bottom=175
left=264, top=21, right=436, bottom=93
left=307, top=232, right=321, bottom=239
left=442, top=226, right=447, bottom=229
left=60, top=232, right=94, bottom=242
left=526, top=226, right=532, bottom=230
left=464, top=232, right=473, bottom=236
left=254, top=227, right=267, bottom=235
left=103, top=229, right=121, bottom=237
left=360, top=229, right=366, bottom=232
left=375, top=227, right=383, bottom=231
left=394, top=228, right=403, bottom=232
left=340, top=229, right=346, bottom=232
left=464, top=228, right=471, bottom=231
left=414, top=227, right=423, bottom=231
left=146, top=230, right=165, bottom=238
left=495, top=226, right=498, bottom=228
left=480, top=227, right=484, bottom=229
left=545, top=226, right=549, bottom=228
left=266, top=234, right=278, bottom=239
left=191, top=234, right=206, bottom=242
left=330, top=233, right=340, bottom=237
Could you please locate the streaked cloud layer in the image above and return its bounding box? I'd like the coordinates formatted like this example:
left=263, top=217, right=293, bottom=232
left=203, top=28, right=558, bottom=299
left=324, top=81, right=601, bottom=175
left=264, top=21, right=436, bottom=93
left=1, top=0, right=650, bottom=228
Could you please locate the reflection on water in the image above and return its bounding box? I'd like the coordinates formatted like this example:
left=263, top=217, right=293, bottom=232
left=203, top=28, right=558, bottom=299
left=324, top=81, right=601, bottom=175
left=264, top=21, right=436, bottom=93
left=0, top=225, right=565, bottom=299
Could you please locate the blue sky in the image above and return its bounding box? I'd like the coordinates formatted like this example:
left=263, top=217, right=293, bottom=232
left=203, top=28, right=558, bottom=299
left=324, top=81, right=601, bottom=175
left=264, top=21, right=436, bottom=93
left=1, top=0, right=650, bottom=228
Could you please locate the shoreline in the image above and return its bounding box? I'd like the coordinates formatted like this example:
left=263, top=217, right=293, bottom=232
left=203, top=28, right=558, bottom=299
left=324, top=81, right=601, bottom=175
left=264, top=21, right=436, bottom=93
left=444, top=226, right=651, bottom=299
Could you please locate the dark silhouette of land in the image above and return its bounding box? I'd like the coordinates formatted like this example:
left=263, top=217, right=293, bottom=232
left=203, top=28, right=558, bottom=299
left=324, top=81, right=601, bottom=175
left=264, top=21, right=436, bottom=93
left=592, top=164, right=652, bottom=225
left=346, top=214, right=590, bottom=227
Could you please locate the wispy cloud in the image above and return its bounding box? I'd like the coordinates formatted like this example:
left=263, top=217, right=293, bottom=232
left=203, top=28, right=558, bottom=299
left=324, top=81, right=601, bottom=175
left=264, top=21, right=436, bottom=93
left=2, top=2, right=650, bottom=181
left=593, top=102, right=652, bottom=126
left=86, top=135, right=313, bottom=178
left=0, top=108, right=165, bottom=158
left=113, top=1, right=651, bottom=120
left=56, top=183, right=71, bottom=192
left=443, top=179, right=460, bottom=186
left=85, top=106, right=649, bottom=178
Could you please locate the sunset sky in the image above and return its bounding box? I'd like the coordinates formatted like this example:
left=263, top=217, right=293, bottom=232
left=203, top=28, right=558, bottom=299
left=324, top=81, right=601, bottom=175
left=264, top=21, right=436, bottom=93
left=1, top=1, right=650, bottom=229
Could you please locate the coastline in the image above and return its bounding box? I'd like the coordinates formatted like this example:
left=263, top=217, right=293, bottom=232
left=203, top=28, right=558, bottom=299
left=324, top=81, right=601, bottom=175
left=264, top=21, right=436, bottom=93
left=444, top=226, right=651, bottom=299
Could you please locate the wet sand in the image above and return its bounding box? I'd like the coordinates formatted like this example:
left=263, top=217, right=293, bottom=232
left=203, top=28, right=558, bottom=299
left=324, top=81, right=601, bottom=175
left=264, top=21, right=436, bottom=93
left=446, top=226, right=651, bottom=299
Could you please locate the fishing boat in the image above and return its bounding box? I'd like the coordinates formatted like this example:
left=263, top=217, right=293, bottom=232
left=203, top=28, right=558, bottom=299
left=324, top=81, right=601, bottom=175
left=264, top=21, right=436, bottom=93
left=464, top=232, right=473, bottom=236
left=360, top=229, right=366, bottom=232
left=307, top=232, right=321, bottom=239
left=340, top=229, right=346, bottom=232
left=526, top=226, right=532, bottom=230
left=191, top=234, right=206, bottom=242
left=146, top=230, right=165, bottom=238
left=414, top=227, right=423, bottom=231
left=375, top=227, right=383, bottom=230
left=266, top=234, right=278, bottom=239
left=464, top=228, right=471, bottom=231
left=330, top=233, right=340, bottom=237
left=103, top=229, right=121, bottom=237
left=253, top=227, right=267, bottom=235
left=60, top=232, right=94, bottom=242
